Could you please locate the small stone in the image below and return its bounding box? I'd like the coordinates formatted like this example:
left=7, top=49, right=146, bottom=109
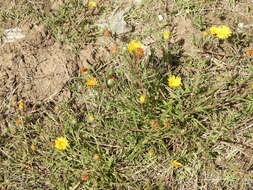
left=158, top=15, right=163, bottom=21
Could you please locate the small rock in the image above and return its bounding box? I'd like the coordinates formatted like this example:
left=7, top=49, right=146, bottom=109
left=97, top=3, right=133, bottom=34
left=132, top=0, right=142, bottom=6
left=3, top=28, right=25, bottom=43
left=158, top=15, right=164, bottom=21
left=50, top=0, right=64, bottom=10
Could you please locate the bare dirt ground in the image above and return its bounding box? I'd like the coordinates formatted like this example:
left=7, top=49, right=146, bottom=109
left=0, top=26, right=116, bottom=105
left=0, top=25, right=79, bottom=103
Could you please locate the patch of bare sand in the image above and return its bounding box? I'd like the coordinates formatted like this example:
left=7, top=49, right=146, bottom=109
left=50, top=0, right=64, bottom=10
left=206, top=2, right=253, bottom=29
left=0, top=25, right=78, bottom=103
left=79, top=35, right=117, bottom=70
left=174, top=16, right=200, bottom=56
left=0, top=0, right=16, bottom=9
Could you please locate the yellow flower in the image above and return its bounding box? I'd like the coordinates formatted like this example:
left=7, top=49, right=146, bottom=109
left=170, top=160, right=183, bottom=167
left=15, top=118, right=22, bottom=124
left=18, top=101, right=25, bottom=110
left=31, top=144, right=37, bottom=150
left=85, top=77, right=98, bottom=87
left=54, top=137, right=69, bottom=150
left=168, top=76, right=182, bottom=87
left=88, top=1, right=96, bottom=8
left=128, top=40, right=142, bottom=53
left=246, top=49, right=253, bottom=56
left=11, top=100, right=17, bottom=105
left=139, top=95, right=146, bottom=103
left=148, top=150, right=156, bottom=157
left=250, top=83, right=253, bottom=89
left=93, top=153, right=100, bottom=160
left=209, top=25, right=232, bottom=39
left=87, top=115, right=95, bottom=122
left=209, top=25, right=219, bottom=35
left=215, top=25, right=232, bottom=39
left=163, top=31, right=170, bottom=40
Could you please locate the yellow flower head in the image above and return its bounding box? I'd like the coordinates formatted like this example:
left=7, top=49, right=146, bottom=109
left=250, top=83, right=253, bottom=89
left=128, top=40, right=142, bottom=53
left=215, top=25, right=232, bottom=39
left=168, top=76, right=182, bottom=87
left=170, top=160, right=183, bottom=167
left=148, top=150, right=156, bottom=156
left=139, top=94, right=146, bottom=103
left=54, top=137, right=69, bottom=150
left=209, top=25, right=219, bottom=35
left=88, top=1, right=96, bottom=8
left=12, top=100, right=17, bottom=105
left=31, top=144, right=37, bottom=150
left=163, top=31, right=170, bottom=40
left=87, top=115, right=95, bottom=122
left=93, top=153, right=100, bottom=160
left=246, top=49, right=253, bottom=56
left=209, top=25, right=232, bottom=39
left=15, top=118, right=22, bottom=124
left=18, top=101, right=25, bottom=110
left=86, top=77, right=98, bottom=87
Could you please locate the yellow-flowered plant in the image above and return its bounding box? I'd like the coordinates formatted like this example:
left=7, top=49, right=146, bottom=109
left=170, top=160, right=183, bottom=167
left=31, top=144, right=37, bottom=150
left=163, top=31, right=170, bottom=40
left=54, top=137, right=69, bottom=150
left=12, top=100, right=17, bottom=105
left=86, top=77, right=98, bottom=87
left=87, top=115, right=95, bottom=122
left=128, top=40, right=142, bottom=53
left=93, top=153, right=100, bottom=160
left=168, top=76, right=182, bottom=87
left=88, top=1, right=96, bottom=8
left=139, top=95, right=146, bottom=103
left=15, top=118, right=22, bottom=124
left=18, top=101, right=25, bottom=110
left=209, top=25, right=232, bottom=39
left=216, top=26, right=232, bottom=39
left=209, top=25, right=219, bottom=35
left=148, top=150, right=155, bottom=156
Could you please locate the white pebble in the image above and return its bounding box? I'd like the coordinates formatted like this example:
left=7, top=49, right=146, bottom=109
left=158, top=15, right=163, bottom=21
